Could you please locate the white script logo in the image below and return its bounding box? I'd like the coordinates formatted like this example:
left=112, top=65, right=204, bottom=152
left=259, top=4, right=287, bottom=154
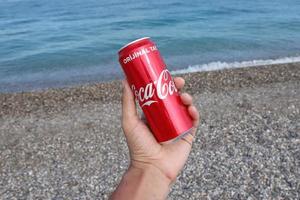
left=131, top=69, right=177, bottom=107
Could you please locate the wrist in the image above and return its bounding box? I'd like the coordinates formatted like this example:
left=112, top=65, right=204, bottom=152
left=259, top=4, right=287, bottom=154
left=128, top=161, right=173, bottom=186
left=111, top=161, right=173, bottom=200
left=115, top=162, right=171, bottom=200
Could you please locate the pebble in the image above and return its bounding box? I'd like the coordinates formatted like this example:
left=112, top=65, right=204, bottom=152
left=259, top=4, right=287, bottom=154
left=0, top=63, right=299, bottom=199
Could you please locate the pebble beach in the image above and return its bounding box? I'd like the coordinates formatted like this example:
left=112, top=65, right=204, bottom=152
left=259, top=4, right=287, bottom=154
left=0, top=63, right=299, bottom=199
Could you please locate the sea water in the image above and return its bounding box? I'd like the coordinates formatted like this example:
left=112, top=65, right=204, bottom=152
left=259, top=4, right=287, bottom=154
left=0, top=0, right=300, bottom=92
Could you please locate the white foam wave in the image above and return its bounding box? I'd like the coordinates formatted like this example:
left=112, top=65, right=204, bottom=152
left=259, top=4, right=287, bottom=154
left=171, top=56, right=300, bottom=74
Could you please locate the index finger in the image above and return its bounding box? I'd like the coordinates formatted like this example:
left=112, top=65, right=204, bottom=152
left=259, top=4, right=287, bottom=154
left=173, top=77, right=185, bottom=90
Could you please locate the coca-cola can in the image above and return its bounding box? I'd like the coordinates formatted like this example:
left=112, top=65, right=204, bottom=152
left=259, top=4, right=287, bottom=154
left=118, top=37, right=193, bottom=143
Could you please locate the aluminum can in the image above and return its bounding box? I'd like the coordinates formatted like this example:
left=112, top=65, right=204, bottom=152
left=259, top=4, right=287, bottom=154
left=118, top=37, right=193, bottom=142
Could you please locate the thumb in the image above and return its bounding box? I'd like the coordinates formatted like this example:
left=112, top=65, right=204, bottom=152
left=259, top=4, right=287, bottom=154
left=122, top=80, right=139, bottom=131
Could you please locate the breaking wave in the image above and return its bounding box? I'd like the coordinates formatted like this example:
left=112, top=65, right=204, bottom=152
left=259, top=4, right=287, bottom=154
left=171, top=56, right=300, bottom=74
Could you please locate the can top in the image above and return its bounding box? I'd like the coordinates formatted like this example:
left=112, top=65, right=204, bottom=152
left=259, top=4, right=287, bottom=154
left=118, top=37, right=150, bottom=54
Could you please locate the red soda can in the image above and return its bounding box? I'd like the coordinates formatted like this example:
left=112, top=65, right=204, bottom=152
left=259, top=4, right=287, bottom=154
left=118, top=37, right=193, bottom=143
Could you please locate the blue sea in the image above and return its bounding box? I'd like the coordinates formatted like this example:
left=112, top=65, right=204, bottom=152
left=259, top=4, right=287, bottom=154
left=1, top=0, right=300, bottom=92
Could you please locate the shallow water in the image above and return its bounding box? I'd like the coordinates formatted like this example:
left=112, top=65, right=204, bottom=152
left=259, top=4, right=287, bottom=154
left=0, top=0, right=300, bottom=92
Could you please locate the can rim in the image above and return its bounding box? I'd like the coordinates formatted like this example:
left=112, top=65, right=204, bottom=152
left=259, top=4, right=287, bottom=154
left=118, top=37, right=150, bottom=53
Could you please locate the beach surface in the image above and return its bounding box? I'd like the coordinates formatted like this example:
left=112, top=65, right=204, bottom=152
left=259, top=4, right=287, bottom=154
left=0, top=63, right=299, bottom=199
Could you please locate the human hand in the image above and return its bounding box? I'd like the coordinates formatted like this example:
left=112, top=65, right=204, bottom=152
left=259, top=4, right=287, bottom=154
left=121, top=77, right=200, bottom=183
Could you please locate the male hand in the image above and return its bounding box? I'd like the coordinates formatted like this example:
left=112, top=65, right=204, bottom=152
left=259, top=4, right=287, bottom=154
left=122, top=77, right=200, bottom=183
